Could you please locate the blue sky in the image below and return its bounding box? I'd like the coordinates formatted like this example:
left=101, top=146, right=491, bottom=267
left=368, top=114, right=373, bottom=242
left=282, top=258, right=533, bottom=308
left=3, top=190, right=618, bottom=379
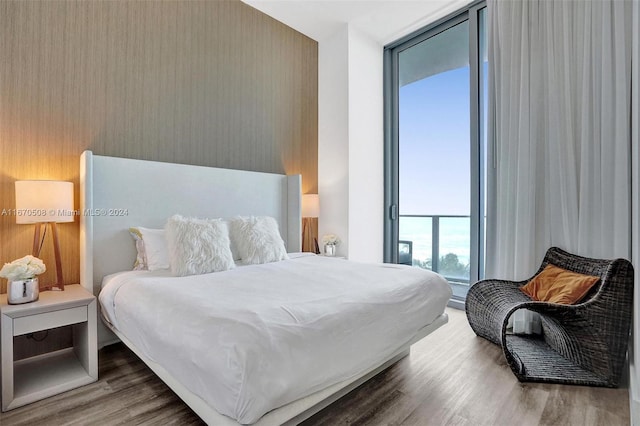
left=399, top=66, right=470, bottom=216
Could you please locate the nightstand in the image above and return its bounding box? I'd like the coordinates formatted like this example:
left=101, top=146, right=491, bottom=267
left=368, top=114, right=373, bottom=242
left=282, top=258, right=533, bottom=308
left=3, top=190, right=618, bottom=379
left=1, top=284, right=97, bottom=411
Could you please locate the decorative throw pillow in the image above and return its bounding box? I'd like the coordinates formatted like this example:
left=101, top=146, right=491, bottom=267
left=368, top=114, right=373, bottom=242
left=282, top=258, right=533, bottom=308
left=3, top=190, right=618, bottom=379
left=229, top=216, right=288, bottom=264
left=520, top=264, right=600, bottom=304
left=165, top=215, right=235, bottom=276
left=129, top=227, right=170, bottom=271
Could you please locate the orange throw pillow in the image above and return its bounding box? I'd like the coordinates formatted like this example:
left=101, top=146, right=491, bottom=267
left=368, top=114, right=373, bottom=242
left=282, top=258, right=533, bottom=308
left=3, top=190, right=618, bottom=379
left=520, top=264, right=600, bottom=304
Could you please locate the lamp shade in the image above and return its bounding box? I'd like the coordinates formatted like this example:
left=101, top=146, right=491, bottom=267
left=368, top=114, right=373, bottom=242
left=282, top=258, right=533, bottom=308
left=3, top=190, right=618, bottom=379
left=302, top=194, right=319, bottom=218
left=15, top=180, right=74, bottom=224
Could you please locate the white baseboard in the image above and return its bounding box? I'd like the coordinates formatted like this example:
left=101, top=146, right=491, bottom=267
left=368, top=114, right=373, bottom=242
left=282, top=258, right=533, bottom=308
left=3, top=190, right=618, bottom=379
left=629, top=363, right=640, bottom=425
left=631, top=394, right=640, bottom=426
left=447, top=298, right=465, bottom=310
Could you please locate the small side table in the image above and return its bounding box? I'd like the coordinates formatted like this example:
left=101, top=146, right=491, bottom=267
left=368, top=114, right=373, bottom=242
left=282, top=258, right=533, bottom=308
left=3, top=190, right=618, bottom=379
left=1, top=284, right=97, bottom=411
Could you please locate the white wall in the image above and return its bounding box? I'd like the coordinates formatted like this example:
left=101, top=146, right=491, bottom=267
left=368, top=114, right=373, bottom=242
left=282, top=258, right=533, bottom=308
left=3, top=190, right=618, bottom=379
left=346, top=27, right=384, bottom=262
left=318, top=25, right=384, bottom=262
left=318, top=27, right=350, bottom=257
left=630, top=0, right=639, bottom=422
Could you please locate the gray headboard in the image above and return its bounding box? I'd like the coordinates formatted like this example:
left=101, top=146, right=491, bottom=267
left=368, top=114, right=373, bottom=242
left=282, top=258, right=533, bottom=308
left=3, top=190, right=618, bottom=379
left=79, top=150, right=302, bottom=298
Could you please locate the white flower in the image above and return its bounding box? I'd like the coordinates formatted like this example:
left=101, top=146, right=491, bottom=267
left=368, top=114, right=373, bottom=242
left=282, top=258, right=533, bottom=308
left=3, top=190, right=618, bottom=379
left=322, top=234, right=340, bottom=246
left=0, top=255, right=46, bottom=281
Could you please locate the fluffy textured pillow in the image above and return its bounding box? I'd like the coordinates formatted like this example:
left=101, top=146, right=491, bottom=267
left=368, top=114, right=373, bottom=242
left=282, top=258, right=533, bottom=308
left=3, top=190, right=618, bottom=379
left=229, top=216, right=288, bottom=264
left=129, top=227, right=170, bottom=271
left=165, top=215, right=235, bottom=276
left=520, top=264, right=600, bottom=304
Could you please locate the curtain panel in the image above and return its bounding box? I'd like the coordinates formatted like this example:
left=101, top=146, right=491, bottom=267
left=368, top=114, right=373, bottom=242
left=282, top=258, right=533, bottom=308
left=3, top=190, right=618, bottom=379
left=485, top=0, right=633, bottom=333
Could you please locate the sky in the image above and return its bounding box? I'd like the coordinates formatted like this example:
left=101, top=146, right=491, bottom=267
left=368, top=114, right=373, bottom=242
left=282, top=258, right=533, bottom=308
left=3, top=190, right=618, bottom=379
left=399, top=66, right=471, bottom=216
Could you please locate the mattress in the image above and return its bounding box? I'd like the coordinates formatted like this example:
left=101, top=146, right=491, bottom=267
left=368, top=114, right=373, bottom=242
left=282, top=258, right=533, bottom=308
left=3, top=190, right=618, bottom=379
left=99, top=253, right=452, bottom=424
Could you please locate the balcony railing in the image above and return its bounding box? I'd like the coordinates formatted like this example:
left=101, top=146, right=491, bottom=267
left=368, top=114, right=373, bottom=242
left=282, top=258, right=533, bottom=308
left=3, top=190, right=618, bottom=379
left=399, top=214, right=470, bottom=285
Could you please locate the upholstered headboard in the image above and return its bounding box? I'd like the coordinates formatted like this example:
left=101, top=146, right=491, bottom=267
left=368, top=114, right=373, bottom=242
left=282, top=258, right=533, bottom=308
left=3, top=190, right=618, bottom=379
left=79, top=150, right=302, bottom=298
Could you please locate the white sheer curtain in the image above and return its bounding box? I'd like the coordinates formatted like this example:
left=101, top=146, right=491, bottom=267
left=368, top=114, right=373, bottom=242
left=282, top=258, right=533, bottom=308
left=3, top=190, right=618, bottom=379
left=486, top=0, right=633, bottom=333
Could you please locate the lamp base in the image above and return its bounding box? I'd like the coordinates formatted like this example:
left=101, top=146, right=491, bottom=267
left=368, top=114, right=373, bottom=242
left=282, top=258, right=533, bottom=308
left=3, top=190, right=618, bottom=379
left=41, top=285, right=64, bottom=292
left=302, top=217, right=319, bottom=253
left=32, top=222, right=65, bottom=291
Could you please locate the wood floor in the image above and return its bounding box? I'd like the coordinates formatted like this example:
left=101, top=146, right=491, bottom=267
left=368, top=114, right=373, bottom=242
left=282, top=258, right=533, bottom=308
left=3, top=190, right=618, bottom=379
left=0, top=308, right=629, bottom=425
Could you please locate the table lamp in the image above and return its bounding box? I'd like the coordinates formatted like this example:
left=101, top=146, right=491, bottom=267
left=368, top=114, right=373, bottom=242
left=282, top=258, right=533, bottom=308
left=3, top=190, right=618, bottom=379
left=302, top=194, right=319, bottom=253
left=15, top=180, right=74, bottom=291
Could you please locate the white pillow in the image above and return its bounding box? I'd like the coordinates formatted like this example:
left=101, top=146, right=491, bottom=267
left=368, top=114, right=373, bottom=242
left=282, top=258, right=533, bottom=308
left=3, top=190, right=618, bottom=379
left=223, top=220, right=242, bottom=261
left=165, top=215, right=235, bottom=276
left=129, top=227, right=170, bottom=271
left=129, top=228, right=148, bottom=270
left=229, top=216, right=288, bottom=264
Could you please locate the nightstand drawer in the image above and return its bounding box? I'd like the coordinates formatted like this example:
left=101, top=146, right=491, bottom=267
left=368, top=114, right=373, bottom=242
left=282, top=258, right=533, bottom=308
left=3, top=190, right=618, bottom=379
left=13, top=306, right=87, bottom=336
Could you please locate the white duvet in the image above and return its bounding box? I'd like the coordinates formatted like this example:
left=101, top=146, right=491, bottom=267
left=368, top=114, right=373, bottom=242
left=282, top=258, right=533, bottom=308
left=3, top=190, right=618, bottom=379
left=99, top=253, right=451, bottom=424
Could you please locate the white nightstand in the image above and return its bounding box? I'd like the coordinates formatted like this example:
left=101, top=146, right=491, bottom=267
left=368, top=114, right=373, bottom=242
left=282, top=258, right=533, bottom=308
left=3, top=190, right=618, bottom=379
left=1, top=284, right=97, bottom=411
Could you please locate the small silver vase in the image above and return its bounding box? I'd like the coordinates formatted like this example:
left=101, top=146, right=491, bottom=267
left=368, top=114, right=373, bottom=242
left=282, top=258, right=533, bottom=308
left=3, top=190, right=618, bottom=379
left=324, top=244, right=336, bottom=256
left=8, top=277, right=39, bottom=305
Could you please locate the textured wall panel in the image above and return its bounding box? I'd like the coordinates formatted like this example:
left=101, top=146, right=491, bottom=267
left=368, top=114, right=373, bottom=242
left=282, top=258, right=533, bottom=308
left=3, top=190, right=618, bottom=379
left=0, top=0, right=318, bottom=292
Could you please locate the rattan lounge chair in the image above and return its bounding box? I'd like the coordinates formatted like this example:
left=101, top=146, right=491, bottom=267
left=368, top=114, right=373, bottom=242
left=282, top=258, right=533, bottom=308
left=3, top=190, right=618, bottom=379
left=465, top=247, right=634, bottom=387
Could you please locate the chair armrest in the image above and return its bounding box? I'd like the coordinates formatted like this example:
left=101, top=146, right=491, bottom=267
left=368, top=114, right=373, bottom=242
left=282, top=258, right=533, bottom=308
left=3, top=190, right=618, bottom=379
left=466, top=278, right=532, bottom=345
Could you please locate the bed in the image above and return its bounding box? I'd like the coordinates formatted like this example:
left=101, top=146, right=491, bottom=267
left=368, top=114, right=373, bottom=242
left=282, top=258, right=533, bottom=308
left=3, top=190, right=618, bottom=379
left=79, top=151, right=451, bottom=425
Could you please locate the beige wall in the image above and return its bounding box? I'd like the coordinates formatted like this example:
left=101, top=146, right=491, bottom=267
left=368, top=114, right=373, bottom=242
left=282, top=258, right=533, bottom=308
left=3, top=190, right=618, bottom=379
left=0, top=0, right=318, bottom=292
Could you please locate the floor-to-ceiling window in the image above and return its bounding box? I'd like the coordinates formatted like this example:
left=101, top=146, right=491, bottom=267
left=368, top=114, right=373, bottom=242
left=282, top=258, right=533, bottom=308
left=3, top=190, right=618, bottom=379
left=384, top=2, right=487, bottom=306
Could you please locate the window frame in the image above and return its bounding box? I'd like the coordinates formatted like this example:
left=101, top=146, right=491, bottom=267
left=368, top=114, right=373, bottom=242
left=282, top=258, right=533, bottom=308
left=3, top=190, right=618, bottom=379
left=383, top=1, right=487, bottom=306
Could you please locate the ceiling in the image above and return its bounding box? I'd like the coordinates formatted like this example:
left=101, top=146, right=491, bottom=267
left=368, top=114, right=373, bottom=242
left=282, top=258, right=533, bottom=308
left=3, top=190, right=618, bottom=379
left=242, top=0, right=472, bottom=44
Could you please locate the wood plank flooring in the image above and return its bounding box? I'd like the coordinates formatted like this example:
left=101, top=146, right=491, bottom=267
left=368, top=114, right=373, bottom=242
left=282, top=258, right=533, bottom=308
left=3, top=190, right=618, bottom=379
left=0, top=308, right=629, bottom=425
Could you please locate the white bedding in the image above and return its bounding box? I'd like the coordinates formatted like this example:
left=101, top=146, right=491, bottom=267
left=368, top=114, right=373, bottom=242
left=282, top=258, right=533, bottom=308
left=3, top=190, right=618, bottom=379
left=99, top=253, right=451, bottom=424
